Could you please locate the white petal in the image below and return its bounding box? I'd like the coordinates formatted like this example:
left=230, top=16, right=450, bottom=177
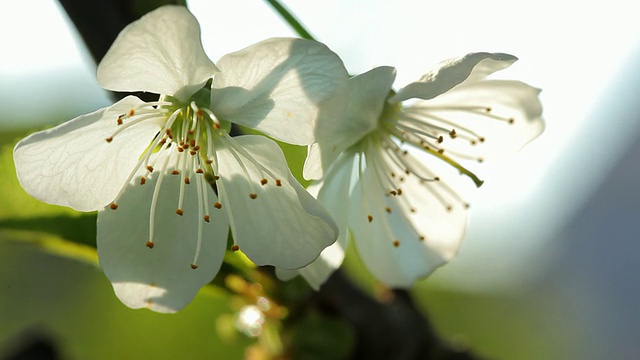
left=390, top=53, right=517, bottom=103
left=303, top=66, right=396, bottom=180
left=97, top=150, right=229, bottom=313
left=13, top=96, right=162, bottom=212
left=214, top=135, right=338, bottom=269
left=294, top=153, right=359, bottom=289
left=348, top=146, right=467, bottom=287
left=409, top=80, right=544, bottom=160
left=97, top=5, right=218, bottom=101
left=211, top=38, right=349, bottom=145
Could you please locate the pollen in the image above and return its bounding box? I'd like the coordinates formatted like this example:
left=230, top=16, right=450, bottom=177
left=367, top=215, right=373, bottom=223
left=146, top=165, right=154, bottom=173
left=393, top=240, right=400, bottom=247
left=214, top=202, right=222, bottom=209
left=190, top=263, right=199, bottom=270
left=449, top=129, right=457, bottom=139
left=189, top=150, right=197, bottom=156
left=117, top=117, right=123, bottom=125
left=437, top=136, right=444, bottom=143
left=231, top=244, right=240, bottom=252
left=171, top=170, right=179, bottom=175
left=204, top=215, right=210, bottom=222
left=196, top=168, right=204, bottom=174
left=249, top=193, right=258, bottom=199
left=508, top=118, right=515, bottom=124
left=128, top=109, right=135, bottom=117
left=184, top=177, right=190, bottom=185
left=419, top=236, right=425, bottom=241
left=275, top=179, right=282, bottom=187
left=109, top=202, right=118, bottom=210
left=145, top=241, right=154, bottom=249
left=260, top=178, right=268, bottom=185
left=385, top=207, right=392, bottom=213
left=140, top=177, right=146, bottom=185
left=105, top=137, right=113, bottom=143
left=176, top=209, right=184, bottom=216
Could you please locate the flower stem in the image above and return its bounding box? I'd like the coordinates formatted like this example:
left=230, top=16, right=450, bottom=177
left=263, top=0, right=316, bottom=41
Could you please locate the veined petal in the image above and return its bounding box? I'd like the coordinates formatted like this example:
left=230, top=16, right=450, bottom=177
left=13, top=96, right=162, bottom=212
left=407, top=80, right=544, bottom=160
left=214, top=135, right=338, bottom=269
left=349, top=144, right=466, bottom=287
left=97, top=5, right=218, bottom=101
left=303, top=66, right=396, bottom=180
left=211, top=38, right=349, bottom=145
left=290, top=153, right=359, bottom=289
left=390, top=53, right=517, bottom=103
left=97, top=150, right=229, bottom=313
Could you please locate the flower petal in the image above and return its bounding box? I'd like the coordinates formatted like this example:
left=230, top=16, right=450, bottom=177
left=390, top=53, right=517, bottom=103
left=13, top=96, right=162, bottom=212
left=303, top=66, right=396, bottom=180
left=214, top=135, right=338, bottom=269
left=285, top=153, right=359, bottom=289
left=348, top=146, right=467, bottom=287
left=408, top=80, right=544, bottom=161
left=97, top=150, right=229, bottom=313
left=97, top=5, right=218, bottom=101
left=211, top=38, right=349, bottom=145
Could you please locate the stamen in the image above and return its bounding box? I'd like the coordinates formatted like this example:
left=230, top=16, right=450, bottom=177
left=191, top=161, right=207, bottom=270
left=231, top=245, right=240, bottom=252
left=148, top=146, right=173, bottom=248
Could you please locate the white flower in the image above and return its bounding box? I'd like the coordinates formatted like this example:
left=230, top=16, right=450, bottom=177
left=13, top=5, right=347, bottom=313
left=279, top=53, right=544, bottom=289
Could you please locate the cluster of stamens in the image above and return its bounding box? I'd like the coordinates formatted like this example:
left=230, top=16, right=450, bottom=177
left=102, top=97, right=288, bottom=269
left=365, top=101, right=516, bottom=248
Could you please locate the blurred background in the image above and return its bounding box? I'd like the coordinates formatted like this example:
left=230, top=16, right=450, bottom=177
left=1, top=0, right=639, bottom=359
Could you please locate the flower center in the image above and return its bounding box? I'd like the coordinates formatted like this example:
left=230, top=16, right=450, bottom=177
left=103, top=88, right=232, bottom=269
